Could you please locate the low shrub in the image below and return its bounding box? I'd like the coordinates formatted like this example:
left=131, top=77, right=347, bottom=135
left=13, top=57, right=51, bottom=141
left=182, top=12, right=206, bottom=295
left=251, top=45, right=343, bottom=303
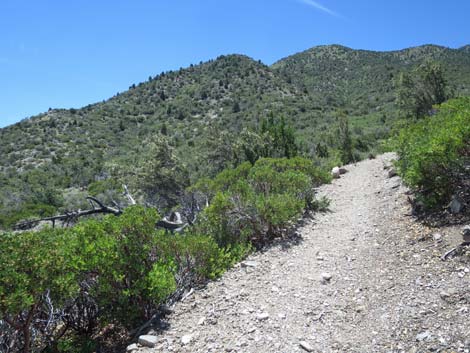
left=1, top=157, right=330, bottom=352
left=0, top=207, right=242, bottom=352
left=193, top=157, right=330, bottom=246
left=394, top=97, right=470, bottom=209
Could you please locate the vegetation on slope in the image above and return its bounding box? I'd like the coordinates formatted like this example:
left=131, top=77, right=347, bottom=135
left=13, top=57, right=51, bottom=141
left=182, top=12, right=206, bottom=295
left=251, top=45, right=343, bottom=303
left=0, top=156, right=327, bottom=353
left=1, top=44, right=470, bottom=227
left=394, top=97, right=470, bottom=209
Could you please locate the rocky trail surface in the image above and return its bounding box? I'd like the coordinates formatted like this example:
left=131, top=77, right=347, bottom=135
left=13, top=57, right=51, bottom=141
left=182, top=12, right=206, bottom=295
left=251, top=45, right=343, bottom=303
left=133, top=153, right=469, bottom=353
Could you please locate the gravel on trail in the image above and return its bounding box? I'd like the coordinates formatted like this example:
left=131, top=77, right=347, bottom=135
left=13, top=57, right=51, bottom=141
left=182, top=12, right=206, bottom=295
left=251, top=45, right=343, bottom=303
left=133, top=153, right=469, bottom=353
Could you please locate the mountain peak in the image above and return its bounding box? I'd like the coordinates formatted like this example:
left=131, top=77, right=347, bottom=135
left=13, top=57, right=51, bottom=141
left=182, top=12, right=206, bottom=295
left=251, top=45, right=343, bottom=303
left=459, top=44, right=470, bottom=52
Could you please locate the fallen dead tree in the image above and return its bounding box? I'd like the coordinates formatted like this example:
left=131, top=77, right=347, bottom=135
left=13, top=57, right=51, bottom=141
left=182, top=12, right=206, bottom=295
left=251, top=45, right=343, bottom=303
left=13, top=196, right=123, bottom=230
left=13, top=185, right=198, bottom=232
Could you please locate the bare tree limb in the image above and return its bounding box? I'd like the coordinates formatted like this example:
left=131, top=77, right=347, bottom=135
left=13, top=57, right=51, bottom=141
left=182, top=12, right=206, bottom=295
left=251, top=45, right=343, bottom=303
left=14, top=197, right=122, bottom=231
left=123, top=184, right=136, bottom=205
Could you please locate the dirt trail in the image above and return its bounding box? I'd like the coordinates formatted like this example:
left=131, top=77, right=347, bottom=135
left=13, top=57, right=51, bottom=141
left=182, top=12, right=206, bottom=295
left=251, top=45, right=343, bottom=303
left=137, top=153, right=469, bottom=353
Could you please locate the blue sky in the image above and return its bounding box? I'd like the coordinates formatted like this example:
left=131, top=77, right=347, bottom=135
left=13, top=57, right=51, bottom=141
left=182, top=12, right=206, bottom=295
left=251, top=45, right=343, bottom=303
left=1, top=0, right=469, bottom=128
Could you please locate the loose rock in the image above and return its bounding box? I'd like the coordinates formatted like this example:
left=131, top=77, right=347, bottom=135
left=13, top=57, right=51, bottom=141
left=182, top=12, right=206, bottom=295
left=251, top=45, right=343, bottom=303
left=387, top=168, right=397, bottom=178
left=126, top=343, right=138, bottom=352
left=299, top=341, right=314, bottom=352
left=181, top=334, right=193, bottom=345
left=241, top=260, right=258, bottom=268
left=320, top=272, right=332, bottom=283
left=462, top=225, right=470, bottom=242
left=256, top=312, right=270, bottom=321
left=331, top=166, right=341, bottom=179
left=138, top=335, right=158, bottom=348
left=416, top=331, right=431, bottom=342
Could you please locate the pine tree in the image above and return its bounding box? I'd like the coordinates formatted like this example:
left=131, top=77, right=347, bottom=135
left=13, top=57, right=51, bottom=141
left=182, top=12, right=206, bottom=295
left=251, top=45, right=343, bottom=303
left=337, top=111, right=354, bottom=164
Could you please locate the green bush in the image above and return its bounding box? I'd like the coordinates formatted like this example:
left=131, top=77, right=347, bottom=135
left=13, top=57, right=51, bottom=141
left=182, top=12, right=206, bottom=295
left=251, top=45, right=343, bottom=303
left=69, top=206, right=176, bottom=327
left=0, top=202, right=57, bottom=229
left=0, top=229, right=80, bottom=352
left=0, top=206, right=242, bottom=352
left=194, top=157, right=330, bottom=246
left=1, top=155, right=330, bottom=351
left=394, top=97, right=470, bottom=208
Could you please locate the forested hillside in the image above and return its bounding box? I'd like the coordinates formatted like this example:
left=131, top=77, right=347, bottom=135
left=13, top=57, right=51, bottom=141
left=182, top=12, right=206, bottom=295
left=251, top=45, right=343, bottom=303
left=1, top=44, right=470, bottom=228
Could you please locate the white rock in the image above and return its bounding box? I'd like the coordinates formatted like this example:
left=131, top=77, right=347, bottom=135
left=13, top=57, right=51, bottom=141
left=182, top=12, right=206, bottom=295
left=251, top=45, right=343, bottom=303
left=321, top=272, right=332, bottom=283
left=241, top=260, right=258, bottom=268
left=181, top=334, right=193, bottom=345
left=416, top=331, right=431, bottom=342
left=138, top=335, right=158, bottom=348
left=126, top=343, right=138, bottom=352
left=256, top=312, right=270, bottom=321
left=462, top=225, right=470, bottom=242
left=331, top=167, right=341, bottom=179
left=433, top=233, right=442, bottom=242
left=197, top=316, right=206, bottom=325
left=299, top=340, right=314, bottom=352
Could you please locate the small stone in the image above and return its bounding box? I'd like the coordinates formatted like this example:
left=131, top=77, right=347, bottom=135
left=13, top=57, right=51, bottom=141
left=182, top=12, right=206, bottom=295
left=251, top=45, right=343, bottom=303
left=416, top=331, right=431, bottom=342
left=247, top=326, right=256, bottom=333
left=198, top=317, right=206, bottom=325
left=331, top=167, right=341, bottom=179
left=356, top=305, right=366, bottom=313
left=126, top=343, right=138, bottom=352
left=462, top=225, right=470, bottom=242
left=321, top=272, right=332, bottom=283
left=241, top=261, right=258, bottom=268
left=433, top=233, right=442, bottom=242
left=181, top=334, right=192, bottom=345
left=299, top=340, right=314, bottom=352
left=388, top=169, right=397, bottom=178
left=256, top=312, right=270, bottom=321
left=339, top=167, right=348, bottom=175
left=138, top=335, right=158, bottom=348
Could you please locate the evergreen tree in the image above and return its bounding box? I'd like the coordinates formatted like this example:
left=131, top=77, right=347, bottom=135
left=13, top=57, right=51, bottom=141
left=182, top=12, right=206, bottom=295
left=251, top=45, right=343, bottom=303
left=137, top=135, right=189, bottom=209
left=396, top=61, right=451, bottom=119
left=260, top=115, right=298, bottom=158
left=337, top=111, right=354, bottom=164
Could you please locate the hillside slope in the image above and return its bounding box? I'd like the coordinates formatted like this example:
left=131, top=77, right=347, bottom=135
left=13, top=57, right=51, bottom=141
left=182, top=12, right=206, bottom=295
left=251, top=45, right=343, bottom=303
left=272, top=44, right=470, bottom=116
left=1, top=44, right=470, bottom=227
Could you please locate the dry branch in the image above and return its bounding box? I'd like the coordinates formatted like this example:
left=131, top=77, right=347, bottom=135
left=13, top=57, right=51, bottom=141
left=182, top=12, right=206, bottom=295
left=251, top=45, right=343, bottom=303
left=14, top=197, right=122, bottom=231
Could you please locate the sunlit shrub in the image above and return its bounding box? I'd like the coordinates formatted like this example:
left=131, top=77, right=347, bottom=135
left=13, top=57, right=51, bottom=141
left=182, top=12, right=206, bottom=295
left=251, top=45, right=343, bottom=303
left=394, top=97, right=470, bottom=208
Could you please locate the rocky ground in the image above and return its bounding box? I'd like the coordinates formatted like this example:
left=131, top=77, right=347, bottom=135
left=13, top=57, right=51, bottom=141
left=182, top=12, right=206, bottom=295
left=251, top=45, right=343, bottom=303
left=130, top=153, right=469, bottom=353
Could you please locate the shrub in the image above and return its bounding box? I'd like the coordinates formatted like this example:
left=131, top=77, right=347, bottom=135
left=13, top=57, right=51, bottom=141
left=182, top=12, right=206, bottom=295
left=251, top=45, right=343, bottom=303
left=193, top=157, right=330, bottom=246
left=394, top=97, right=470, bottom=208
left=0, top=229, right=80, bottom=352
left=0, top=206, right=245, bottom=352
left=69, top=206, right=176, bottom=327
